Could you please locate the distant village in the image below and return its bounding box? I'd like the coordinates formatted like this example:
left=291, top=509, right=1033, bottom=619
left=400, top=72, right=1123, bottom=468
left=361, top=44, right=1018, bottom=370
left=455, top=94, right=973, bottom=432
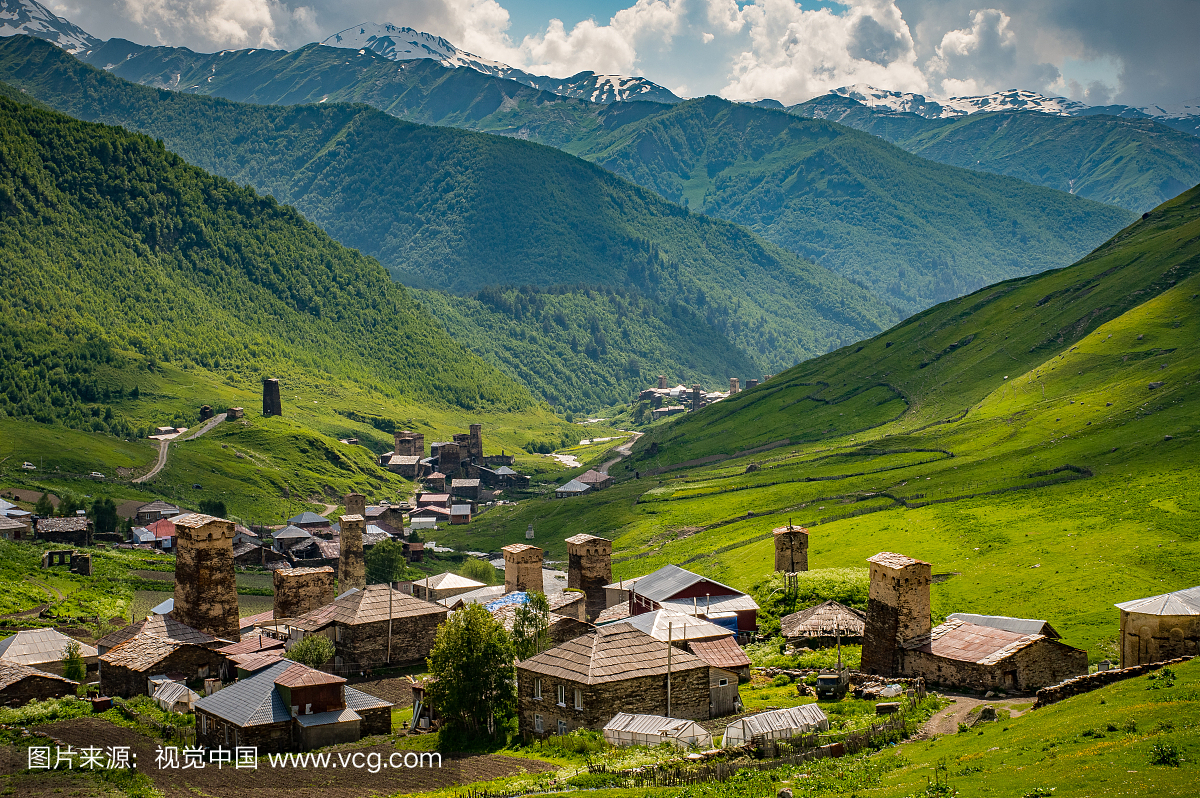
left=636, top=374, right=774, bottom=422
left=0, top=379, right=1195, bottom=759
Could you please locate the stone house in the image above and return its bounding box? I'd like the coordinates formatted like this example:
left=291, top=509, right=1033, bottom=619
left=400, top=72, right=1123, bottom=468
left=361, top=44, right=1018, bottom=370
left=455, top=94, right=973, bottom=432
left=134, top=501, right=181, bottom=525
left=195, top=658, right=391, bottom=753
left=0, top=515, right=32, bottom=541
left=35, top=516, right=91, bottom=546
left=0, top=628, right=98, bottom=677
left=489, top=602, right=594, bottom=648
left=554, top=479, right=591, bottom=499
left=288, top=584, right=447, bottom=667
left=515, top=623, right=730, bottom=739
left=96, top=612, right=225, bottom=654
left=614, top=609, right=751, bottom=681
left=450, top=479, right=482, bottom=500
left=99, top=633, right=229, bottom=697
left=575, top=470, right=613, bottom=491
left=1115, top=585, right=1200, bottom=667
left=0, top=662, right=78, bottom=707
left=415, top=493, right=452, bottom=509
left=286, top=512, right=332, bottom=532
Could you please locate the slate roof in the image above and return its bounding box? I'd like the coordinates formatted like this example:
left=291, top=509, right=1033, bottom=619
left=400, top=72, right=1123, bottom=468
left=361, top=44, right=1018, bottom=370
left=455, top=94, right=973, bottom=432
left=517, top=623, right=708, bottom=685
left=632, top=564, right=744, bottom=604
left=36, top=516, right=89, bottom=533
left=0, top=516, right=27, bottom=531
left=614, top=609, right=732, bottom=642
left=101, top=632, right=185, bottom=669
left=195, top=659, right=293, bottom=726
left=494, top=466, right=517, bottom=475
left=290, top=584, right=446, bottom=632
left=555, top=479, right=591, bottom=494
left=172, top=513, right=224, bottom=529
left=565, top=533, right=609, bottom=546
left=594, top=603, right=633, bottom=624
left=781, top=601, right=866, bottom=639
left=946, top=613, right=1059, bottom=638
left=0, top=629, right=97, bottom=666
left=1115, top=586, right=1200, bottom=616
left=287, top=512, right=331, bottom=526
left=687, top=636, right=752, bottom=671
left=97, top=613, right=220, bottom=650
left=451, top=479, right=481, bottom=488
left=548, top=592, right=584, bottom=613
left=137, top=501, right=180, bottom=515
left=901, top=619, right=1046, bottom=665
left=576, top=470, right=610, bottom=485
left=387, top=455, right=421, bottom=466
left=0, top=661, right=76, bottom=691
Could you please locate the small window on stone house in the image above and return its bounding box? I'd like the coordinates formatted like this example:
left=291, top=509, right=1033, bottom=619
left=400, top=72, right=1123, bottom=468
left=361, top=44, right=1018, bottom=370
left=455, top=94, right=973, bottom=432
left=534, top=714, right=544, bottom=733
left=718, top=678, right=728, bottom=687
left=556, top=684, right=566, bottom=706
left=574, top=689, right=582, bottom=710
left=199, top=665, right=209, bottom=678
left=534, top=678, right=542, bottom=699
left=558, top=719, right=568, bottom=735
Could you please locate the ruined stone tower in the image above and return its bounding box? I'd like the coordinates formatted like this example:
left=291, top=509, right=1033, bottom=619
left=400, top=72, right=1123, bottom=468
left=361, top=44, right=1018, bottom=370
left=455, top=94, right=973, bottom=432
left=773, top=524, right=809, bottom=573
left=172, top=513, right=240, bottom=641
left=338, top=514, right=366, bottom=593
left=344, top=492, right=366, bottom=518
left=566, top=534, right=613, bottom=621
left=861, top=552, right=932, bottom=676
left=746, top=379, right=759, bottom=389
left=394, top=431, right=425, bottom=458
left=729, top=377, right=740, bottom=394
left=502, top=543, right=542, bottom=594
left=262, top=378, right=282, bottom=417
left=273, top=566, right=335, bottom=620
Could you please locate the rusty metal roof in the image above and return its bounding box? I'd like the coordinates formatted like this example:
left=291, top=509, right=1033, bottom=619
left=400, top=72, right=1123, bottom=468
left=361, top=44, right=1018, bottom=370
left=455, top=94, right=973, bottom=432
left=275, top=662, right=346, bottom=688
left=687, top=636, right=751, bottom=671
left=218, top=634, right=285, bottom=657
left=230, top=651, right=285, bottom=671
left=902, top=619, right=1043, bottom=665
left=516, top=623, right=708, bottom=685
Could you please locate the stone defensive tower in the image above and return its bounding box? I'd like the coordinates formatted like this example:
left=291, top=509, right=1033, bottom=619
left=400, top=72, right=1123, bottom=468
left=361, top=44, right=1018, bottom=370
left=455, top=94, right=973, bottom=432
left=438, top=441, right=462, bottom=474
left=861, top=552, right=932, bottom=676
left=566, top=534, right=613, bottom=621
left=773, top=524, right=809, bottom=573
left=344, top=492, right=366, bottom=518
left=657, top=375, right=667, bottom=389
left=273, top=566, right=335, bottom=620
left=729, top=377, right=740, bottom=394
left=746, top=379, right=759, bottom=389
left=338, top=514, right=366, bottom=592
left=691, top=384, right=703, bottom=412
left=468, top=424, right=484, bottom=461
left=502, top=543, right=543, bottom=594
left=262, top=378, right=282, bottom=417
left=172, top=513, right=240, bottom=641
left=394, top=431, right=425, bottom=458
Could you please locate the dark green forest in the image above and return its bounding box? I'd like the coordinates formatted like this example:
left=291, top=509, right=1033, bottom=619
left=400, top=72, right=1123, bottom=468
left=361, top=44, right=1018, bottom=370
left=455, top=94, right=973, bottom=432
left=0, top=95, right=534, bottom=436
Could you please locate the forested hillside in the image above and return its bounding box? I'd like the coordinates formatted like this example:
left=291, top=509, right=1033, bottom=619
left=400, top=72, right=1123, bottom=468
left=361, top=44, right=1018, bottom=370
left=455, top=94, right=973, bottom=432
left=72, top=38, right=1135, bottom=313
left=0, top=94, right=535, bottom=438
left=794, top=93, right=1200, bottom=213
left=0, top=36, right=897, bottom=375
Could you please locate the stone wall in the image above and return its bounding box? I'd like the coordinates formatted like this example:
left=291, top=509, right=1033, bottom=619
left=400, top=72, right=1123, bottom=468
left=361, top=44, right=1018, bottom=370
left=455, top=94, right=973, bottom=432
left=338, top=515, right=366, bottom=592
left=273, top=567, right=335, bottom=620
left=1034, top=656, right=1194, bottom=708
left=1119, top=609, right=1200, bottom=667
left=198, top=711, right=292, bottom=753
left=336, top=613, right=445, bottom=666
left=358, top=704, right=392, bottom=737
left=173, top=514, right=241, bottom=641
left=566, top=535, right=612, bottom=621
left=0, top=674, right=77, bottom=707
left=516, top=666, right=711, bottom=738
left=100, top=647, right=227, bottom=698
left=901, top=637, right=1087, bottom=693
left=861, top=553, right=931, bottom=676
left=773, top=526, right=809, bottom=573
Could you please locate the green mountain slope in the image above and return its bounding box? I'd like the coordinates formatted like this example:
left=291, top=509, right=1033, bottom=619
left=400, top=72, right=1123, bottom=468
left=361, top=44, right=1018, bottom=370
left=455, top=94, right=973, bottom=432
left=0, top=36, right=896, bottom=377
left=0, top=94, right=580, bottom=517
left=73, top=39, right=1136, bottom=314
left=794, top=94, right=1200, bottom=213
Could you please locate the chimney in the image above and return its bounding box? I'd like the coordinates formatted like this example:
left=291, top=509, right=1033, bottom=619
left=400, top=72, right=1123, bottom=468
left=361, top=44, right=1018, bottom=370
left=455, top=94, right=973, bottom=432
left=172, top=513, right=240, bottom=641
left=502, top=543, right=542, bottom=594
left=772, top=524, right=809, bottom=573
left=565, top=534, right=613, bottom=621
left=338, top=514, right=366, bottom=592
left=861, top=552, right=932, bottom=676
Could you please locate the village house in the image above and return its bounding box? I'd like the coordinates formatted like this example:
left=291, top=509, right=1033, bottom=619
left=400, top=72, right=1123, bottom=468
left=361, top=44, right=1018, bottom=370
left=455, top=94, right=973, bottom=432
left=286, top=512, right=332, bottom=532
left=575, top=470, right=613, bottom=491
left=451, top=478, right=482, bottom=500
left=0, top=628, right=98, bottom=677
left=134, top=501, right=181, bottom=525
left=488, top=599, right=594, bottom=648
left=1114, top=585, right=1200, bottom=667
left=194, top=658, right=392, bottom=753
left=0, top=661, right=77, bottom=707
left=862, top=552, right=1087, bottom=691
left=626, top=564, right=759, bottom=637
left=0, top=515, right=32, bottom=541
left=35, top=516, right=91, bottom=546
left=99, top=632, right=229, bottom=697
left=411, top=572, right=487, bottom=603
left=423, top=472, right=447, bottom=492
left=781, top=600, right=866, bottom=648
left=450, top=504, right=472, bottom=525
left=288, top=584, right=447, bottom=667
left=409, top=505, right=451, bottom=526
left=611, top=609, right=752, bottom=681
left=554, top=479, right=591, bottom=499
left=515, top=623, right=737, bottom=739
left=96, top=611, right=225, bottom=654
left=415, top=493, right=452, bottom=509
left=272, top=525, right=314, bottom=553
left=146, top=518, right=176, bottom=549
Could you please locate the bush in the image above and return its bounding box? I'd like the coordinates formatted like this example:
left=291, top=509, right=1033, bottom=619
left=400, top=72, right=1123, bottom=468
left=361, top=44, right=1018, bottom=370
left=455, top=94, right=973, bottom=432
left=62, top=639, right=87, bottom=682
left=286, top=635, right=335, bottom=667
left=1150, top=742, right=1181, bottom=767
left=771, top=674, right=791, bottom=687
left=459, top=557, right=498, bottom=585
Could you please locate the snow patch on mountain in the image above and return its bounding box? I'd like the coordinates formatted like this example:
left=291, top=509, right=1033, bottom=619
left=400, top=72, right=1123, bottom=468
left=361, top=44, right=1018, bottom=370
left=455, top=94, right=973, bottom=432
left=321, top=22, right=680, bottom=104
left=0, top=0, right=98, bottom=54
left=831, top=84, right=1089, bottom=119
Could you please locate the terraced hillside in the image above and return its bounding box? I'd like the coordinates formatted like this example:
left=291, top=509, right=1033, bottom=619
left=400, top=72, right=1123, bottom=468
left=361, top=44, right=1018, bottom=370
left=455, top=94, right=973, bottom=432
left=438, top=186, right=1200, bottom=659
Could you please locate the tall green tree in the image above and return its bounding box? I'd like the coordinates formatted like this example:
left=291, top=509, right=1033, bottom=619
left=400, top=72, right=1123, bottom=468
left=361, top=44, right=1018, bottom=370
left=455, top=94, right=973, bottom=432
left=198, top=498, right=227, bottom=518
left=33, top=492, right=54, bottom=516
left=426, top=603, right=516, bottom=739
left=364, top=539, right=411, bottom=584
left=287, top=634, right=336, bottom=668
left=458, top=557, right=497, bottom=585
left=61, top=639, right=86, bottom=681
left=89, top=497, right=118, bottom=537
left=511, top=592, right=551, bottom=661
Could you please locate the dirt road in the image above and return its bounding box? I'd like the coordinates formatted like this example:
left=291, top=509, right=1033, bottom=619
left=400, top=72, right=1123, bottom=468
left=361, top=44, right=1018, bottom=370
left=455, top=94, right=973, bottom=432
left=599, top=432, right=643, bottom=475
left=134, top=413, right=227, bottom=484
left=911, top=692, right=1034, bottom=740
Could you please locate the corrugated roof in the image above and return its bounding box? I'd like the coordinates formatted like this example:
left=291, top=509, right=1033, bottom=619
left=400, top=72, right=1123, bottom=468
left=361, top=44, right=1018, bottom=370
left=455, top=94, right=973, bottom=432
left=290, top=584, right=446, bottom=632
left=451, top=505, right=472, bottom=514
left=633, top=565, right=744, bottom=604
left=344, top=685, right=393, bottom=711
left=781, top=601, right=866, bottom=639
left=0, top=661, right=76, bottom=690
left=556, top=479, right=591, bottom=493
left=240, top=610, right=275, bottom=630
left=286, top=512, right=331, bottom=526
left=517, top=623, right=708, bottom=685
left=196, top=659, right=293, bottom=726
left=153, top=680, right=199, bottom=705
left=137, top=501, right=180, bottom=514
left=416, top=572, right=486, bottom=591
left=659, top=593, right=760, bottom=614
left=451, top=479, right=481, bottom=487
left=613, top=610, right=732, bottom=643
left=101, top=633, right=184, bottom=669
left=151, top=598, right=175, bottom=615
left=1114, top=586, right=1200, bottom=616
left=295, top=707, right=361, bottom=727
left=0, top=628, right=97, bottom=666
left=273, top=525, right=313, bottom=539
left=725, top=705, right=828, bottom=738
left=903, top=619, right=1044, bottom=665
left=231, top=651, right=285, bottom=671
left=147, top=519, right=176, bottom=538
left=687, top=636, right=751, bottom=670
left=947, top=613, right=1058, bottom=638
left=603, top=577, right=641, bottom=591
left=603, top=713, right=706, bottom=737
left=494, top=466, right=516, bottom=475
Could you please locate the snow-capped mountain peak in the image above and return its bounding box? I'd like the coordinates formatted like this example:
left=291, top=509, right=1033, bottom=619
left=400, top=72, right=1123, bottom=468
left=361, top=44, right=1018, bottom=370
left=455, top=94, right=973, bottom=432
left=320, top=22, right=681, bottom=105
left=831, top=84, right=1088, bottom=119
left=0, top=0, right=99, bottom=54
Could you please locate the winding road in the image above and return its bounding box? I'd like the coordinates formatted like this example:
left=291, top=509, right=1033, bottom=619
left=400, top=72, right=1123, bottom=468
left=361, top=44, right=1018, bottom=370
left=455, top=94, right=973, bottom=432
left=133, top=413, right=227, bottom=484
left=599, top=431, right=643, bottom=475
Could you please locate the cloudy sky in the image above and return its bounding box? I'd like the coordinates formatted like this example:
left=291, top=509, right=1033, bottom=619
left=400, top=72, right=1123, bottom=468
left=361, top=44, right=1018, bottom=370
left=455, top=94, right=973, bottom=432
left=45, top=0, right=1199, bottom=109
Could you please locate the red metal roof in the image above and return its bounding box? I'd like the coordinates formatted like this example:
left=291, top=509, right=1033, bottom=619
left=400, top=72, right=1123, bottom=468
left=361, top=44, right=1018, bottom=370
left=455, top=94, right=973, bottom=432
left=274, top=662, right=346, bottom=688
left=687, top=636, right=751, bottom=670
left=147, top=518, right=176, bottom=539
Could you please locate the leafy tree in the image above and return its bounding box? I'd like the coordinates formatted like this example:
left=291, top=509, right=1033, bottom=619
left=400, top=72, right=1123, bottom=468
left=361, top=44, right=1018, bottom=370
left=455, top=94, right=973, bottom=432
left=89, top=497, right=118, bottom=538
left=511, top=592, right=550, bottom=660
left=61, top=639, right=86, bottom=682
left=34, top=492, right=54, bottom=516
left=426, top=603, right=516, bottom=738
left=56, top=492, right=83, bottom=518
left=364, top=538, right=411, bottom=585
left=198, top=498, right=227, bottom=518
left=459, top=557, right=497, bottom=585
left=286, top=634, right=336, bottom=668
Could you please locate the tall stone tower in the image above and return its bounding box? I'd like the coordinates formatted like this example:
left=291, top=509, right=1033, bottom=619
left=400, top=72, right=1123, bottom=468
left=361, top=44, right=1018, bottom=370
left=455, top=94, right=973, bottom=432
left=773, top=524, right=809, bottom=573
left=394, top=431, right=425, bottom=458
left=338, top=514, right=366, bottom=592
left=172, top=513, right=240, bottom=641
left=438, top=442, right=462, bottom=474
left=273, top=566, right=335, bottom=619
left=502, top=543, right=543, bottom=594
left=729, top=377, right=740, bottom=394
left=657, top=375, right=667, bottom=390
left=566, top=534, right=612, bottom=621
left=468, top=424, right=484, bottom=461
left=861, top=552, right=932, bottom=676
left=344, top=492, right=366, bottom=518
left=262, top=378, right=282, bottom=416
left=691, top=385, right=703, bottom=412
